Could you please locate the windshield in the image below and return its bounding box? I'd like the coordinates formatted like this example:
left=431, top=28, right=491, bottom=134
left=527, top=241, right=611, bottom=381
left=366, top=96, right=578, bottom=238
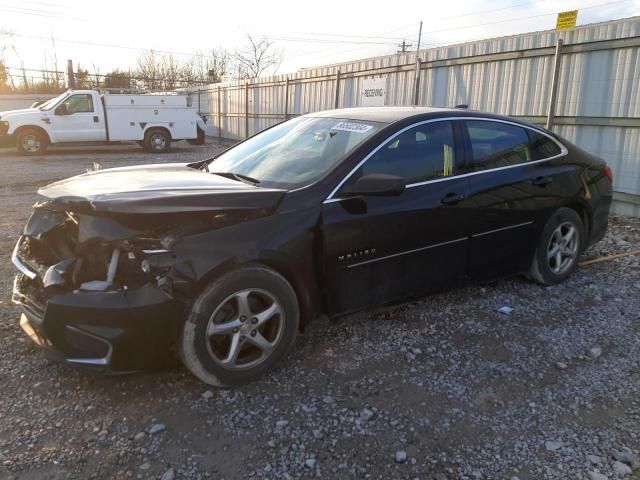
left=38, top=92, right=70, bottom=110
left=210, top=116, right=384, bottom=189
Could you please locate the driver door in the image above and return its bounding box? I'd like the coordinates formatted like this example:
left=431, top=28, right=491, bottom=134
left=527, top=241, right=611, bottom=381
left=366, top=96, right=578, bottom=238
left=321, top=120, right=471, bottom=315
left=52, top=93, right=106, bottom=142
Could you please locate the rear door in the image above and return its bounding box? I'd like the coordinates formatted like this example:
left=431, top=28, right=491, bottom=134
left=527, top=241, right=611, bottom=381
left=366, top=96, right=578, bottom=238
left=52, top=93, right=106, bottom=142
left=460, top=119, right=573, bottom=282
left=321, top=119, right=471, bottom=315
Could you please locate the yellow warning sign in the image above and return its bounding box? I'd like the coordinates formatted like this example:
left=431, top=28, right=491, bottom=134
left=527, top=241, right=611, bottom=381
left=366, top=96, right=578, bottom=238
left=556, top=10, right=578, bottom=30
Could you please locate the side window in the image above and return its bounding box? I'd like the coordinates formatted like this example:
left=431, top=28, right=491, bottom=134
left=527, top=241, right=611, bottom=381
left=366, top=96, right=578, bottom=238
left=359, top=121, right=456, bottom=183
left=528, top=130, right=561, bottom=160
left=465, top=121, right=531, bottom=171
left=63, top=94, right=94, bottom=114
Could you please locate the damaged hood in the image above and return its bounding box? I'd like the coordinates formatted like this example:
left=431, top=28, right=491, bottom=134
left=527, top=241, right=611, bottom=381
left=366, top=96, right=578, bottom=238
left=38, top=163, right=287, bottom=214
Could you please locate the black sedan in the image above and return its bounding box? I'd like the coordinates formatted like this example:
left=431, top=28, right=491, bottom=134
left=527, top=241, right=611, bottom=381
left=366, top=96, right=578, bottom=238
left=11, top=107, right=613, bottom=386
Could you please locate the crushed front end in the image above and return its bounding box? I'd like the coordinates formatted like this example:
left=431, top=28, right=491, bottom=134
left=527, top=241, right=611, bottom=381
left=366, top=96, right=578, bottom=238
left=11, top=203, right=187, bottom=372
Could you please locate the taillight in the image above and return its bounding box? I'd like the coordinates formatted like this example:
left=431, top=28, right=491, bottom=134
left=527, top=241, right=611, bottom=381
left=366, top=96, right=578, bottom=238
left=602, top=166, right=613, bottom=183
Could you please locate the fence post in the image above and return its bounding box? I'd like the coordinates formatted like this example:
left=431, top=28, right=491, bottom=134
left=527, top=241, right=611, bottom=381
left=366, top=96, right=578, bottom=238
left=413, top=20, right=423, bottom=106
left=334, top=69, right=341, bottom=109
left=284, top=77, right=290, bottom=119
left=546, top=38, right=564, bottom=130
left=414, top=58, right=422, bottom=106
left=245, top=82, right=249, bottom=139
left=217, top=86, right=222, bottom=143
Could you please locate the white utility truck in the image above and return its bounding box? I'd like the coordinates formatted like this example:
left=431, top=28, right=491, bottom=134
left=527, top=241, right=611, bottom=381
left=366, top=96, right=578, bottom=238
left=0, top=90, right=206, bottom=155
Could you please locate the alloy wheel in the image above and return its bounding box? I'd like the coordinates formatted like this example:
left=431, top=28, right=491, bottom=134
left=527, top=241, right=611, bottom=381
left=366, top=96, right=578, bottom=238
left=547, top=222, right=579, bottom=275
left=205, top=289, right=284, bottom=370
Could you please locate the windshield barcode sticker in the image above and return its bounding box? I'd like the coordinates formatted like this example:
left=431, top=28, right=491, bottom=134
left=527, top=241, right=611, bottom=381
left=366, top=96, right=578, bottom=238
left=331, top=122, right=374, bottom=133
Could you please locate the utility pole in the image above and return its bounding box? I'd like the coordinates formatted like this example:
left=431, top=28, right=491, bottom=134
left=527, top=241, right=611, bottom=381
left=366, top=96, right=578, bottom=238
left=66, top=59, right=75, bottom=89
left=397, top=39, right=412, bottom=54
left=413, top=21, right=423, bottom=106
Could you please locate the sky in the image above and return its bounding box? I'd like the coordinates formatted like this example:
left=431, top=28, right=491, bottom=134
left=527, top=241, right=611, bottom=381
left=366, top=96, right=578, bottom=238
left=0, top=0, right=639, bottom=81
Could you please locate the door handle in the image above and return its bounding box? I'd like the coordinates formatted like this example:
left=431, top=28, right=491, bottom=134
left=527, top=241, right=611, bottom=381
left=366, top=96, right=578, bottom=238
left=93, top=116, right=99, bottom=123
left=41, top=117, right=50, bottom=124
left=531, top=176, right=552, bottom=186
left=441, top=192, right=466, bottom=205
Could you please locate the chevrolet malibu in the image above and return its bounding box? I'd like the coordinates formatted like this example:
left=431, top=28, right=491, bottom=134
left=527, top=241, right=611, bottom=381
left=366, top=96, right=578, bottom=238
left=11, top=107, right=613, bottom=386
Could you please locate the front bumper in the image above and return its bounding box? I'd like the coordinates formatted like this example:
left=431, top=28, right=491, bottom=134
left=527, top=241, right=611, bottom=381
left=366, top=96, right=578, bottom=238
left=12, top=273, right=185, bottom=372
left=0, top=133, right=15, bottom=147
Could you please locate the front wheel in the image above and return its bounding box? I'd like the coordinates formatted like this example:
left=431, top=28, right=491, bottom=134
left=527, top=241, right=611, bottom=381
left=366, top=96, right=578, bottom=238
left=528, top=207, right=585, bottom=285
left=143, top=128, right=171, bottom=153
left=16, top=128, right=48, bottom=155
left=179, top=265, right=299, bottom=387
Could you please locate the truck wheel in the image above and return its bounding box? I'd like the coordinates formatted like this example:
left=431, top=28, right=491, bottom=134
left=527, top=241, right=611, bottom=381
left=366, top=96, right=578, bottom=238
left=143, top=128, right=171, bottom=153
left=187, top=127, right=206, bottom=145
left=16, top=128, right=48, bottom=155
left=179, top=264, right=299, bottom=387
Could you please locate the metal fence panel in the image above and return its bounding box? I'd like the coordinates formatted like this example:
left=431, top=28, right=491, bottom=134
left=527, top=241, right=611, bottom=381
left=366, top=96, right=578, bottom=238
left=187, top=16, right=640, bottom=215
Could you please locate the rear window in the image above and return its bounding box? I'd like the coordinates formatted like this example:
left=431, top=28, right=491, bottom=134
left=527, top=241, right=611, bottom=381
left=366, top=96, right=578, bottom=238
left=528, top=130, right=562, bottom=160
left=465, top=121, right=531, bottom=171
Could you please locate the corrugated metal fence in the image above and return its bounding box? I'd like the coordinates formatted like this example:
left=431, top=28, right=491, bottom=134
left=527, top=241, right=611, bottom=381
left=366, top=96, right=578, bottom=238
left=189, top=16, right=640, bottom=216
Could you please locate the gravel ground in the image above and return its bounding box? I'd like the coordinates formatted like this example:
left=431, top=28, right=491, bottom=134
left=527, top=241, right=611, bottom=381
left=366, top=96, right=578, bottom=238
left=0, top=141, right=639, bottom=480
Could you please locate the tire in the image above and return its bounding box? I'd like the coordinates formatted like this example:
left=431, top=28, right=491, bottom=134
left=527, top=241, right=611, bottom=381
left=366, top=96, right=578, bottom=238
left=143, top=128, right=171, bottom=153
left=528, top=207, right=585, bottom=285
left=187, top=127, right=205, bottom=145
left=179, top=265, right=299, bottom=387
left=16, top=128, right=48, bottom=155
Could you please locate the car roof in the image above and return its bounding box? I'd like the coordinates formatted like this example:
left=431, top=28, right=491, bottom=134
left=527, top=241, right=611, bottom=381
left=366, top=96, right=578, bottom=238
left=304, top=106, right=540, bottom=129
left=306, top=107, right=454, bottom=123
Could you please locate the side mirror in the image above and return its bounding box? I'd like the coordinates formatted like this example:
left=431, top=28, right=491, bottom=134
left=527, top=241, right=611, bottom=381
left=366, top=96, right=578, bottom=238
left=55, top=104, right=68, bottom=115
left=340, top=174, right=406, bottom=198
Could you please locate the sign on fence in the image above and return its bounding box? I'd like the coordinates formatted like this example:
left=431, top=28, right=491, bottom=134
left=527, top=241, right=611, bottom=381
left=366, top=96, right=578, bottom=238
left=556, top=10, right=578, bottom=30
left=360, top=77, right=386, bottom=107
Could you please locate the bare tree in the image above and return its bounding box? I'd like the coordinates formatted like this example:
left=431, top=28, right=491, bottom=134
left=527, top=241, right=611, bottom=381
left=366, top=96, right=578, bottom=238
left=104, top=69, right=132, bottom=89
left=234, top=34, right=282, bottom=79
left=160, top=53, right=180, bottom=90
left=136, top=49, right=162, bottom=90
left=205, top=48, right=231, bottom=82
left=0, top=29, right=10, bottom=92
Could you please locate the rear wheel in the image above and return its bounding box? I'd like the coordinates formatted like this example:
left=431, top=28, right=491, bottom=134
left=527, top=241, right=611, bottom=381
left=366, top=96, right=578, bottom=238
left=187, top=126, right=205, bottom=145
left=179, top=265, right=299, bottom=387
left=16, top=128, right=48, bottom=155
left=529, top=207, right=584, bottom=285
left=143, top=128, right=171, bottom=153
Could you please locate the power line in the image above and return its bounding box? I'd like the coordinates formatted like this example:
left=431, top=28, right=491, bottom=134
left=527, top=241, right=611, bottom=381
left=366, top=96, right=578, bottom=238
left=285, top=0, right=553, bottom=42
left=418, top=0, right=634, bottom=38
left=259, top=36, right=398, bottom=45
left=0, top=6, right=67, bottom=19
left=291, top=0, right=634, bottom=68
left=284, top=22, right=423, bottom=62
left=0, top=31, right=207, bottom=58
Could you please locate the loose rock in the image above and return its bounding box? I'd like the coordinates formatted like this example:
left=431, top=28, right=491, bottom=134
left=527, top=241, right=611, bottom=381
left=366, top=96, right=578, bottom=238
left=588, top=346, right=603, bottom=359
left=545, top=441, right=564, bottom=451
left=148, top=423, right=166, bottom=435
left=394, top=451, right=407, bottom=463
left=161, top=468, right=175, bottom=480
left=613, top=461, right=632, bottom=476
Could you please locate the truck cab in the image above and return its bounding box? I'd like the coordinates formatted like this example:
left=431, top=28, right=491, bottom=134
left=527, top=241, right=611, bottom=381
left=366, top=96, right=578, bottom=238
left=0, top=90, right=206, bottom=155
